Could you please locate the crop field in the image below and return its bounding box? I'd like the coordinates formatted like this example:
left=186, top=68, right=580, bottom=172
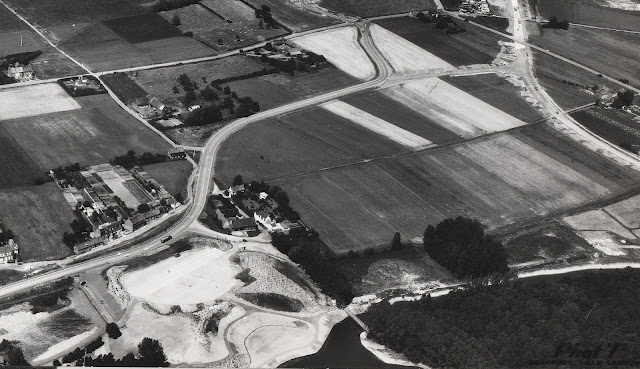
left=104, top=13, right=181, bottom=44
left=59, top=21, right=216, bottom=72
left=605, top=194, right=640, bottom=229
left=224, top=67, right=359, bottom=109
left=29, top=46, right=86, bottom=79
left=442, top=73, right=543, bottom=122
left=101, top=72, right=149, bottom=103
left=340, top=90, right=462, bottom=145
left=0, top=94, right=171, bottom=170
left=161, top=2, right=286, bottom=51
left=0, top=4, right=26, bottom=32
left=219, top=117, right=640, bottom=254
left=531, top=50, right=620, bottom=110
left=321, top=100, right=434, bottom=149
left=2, top=0, right=145, bottom=28
left=369, top=23, right=453, bottom=74
left=0, top=125, right=44, bottom=188
left=215, top=106, right=406, bottom=185
left=374, top=17, right=506, bottom=67
left=562, top=209, right=636, bottom=239
left=382, top=78, right=526, bottom=138
left=530, top=27, right=640, bottom=88
left=0, top=83, right=80, bottom=121
left=130, top=55, right=264, bottom=104
left=533, top=0, right=640, bottom=31
left=0, top=28, right=47, bottom=55
left=142, top=160, right=193, bottom=199
left=320, top=0, right=437, bottom=17
left=0, top=183, right=76, bottom=261
left=571, top=107, right=640, bottom=150
left=0, top=84, right=80, bottom=121
left=242, top=0, right=340, bottom=31
left=292, top=27, right=375, bottom=80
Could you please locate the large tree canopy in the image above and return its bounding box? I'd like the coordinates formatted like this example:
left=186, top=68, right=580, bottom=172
left=424, top=216, right=508, bottom=278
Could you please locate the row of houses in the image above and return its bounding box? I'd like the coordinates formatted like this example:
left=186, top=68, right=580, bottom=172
left=55, top=163, right=181, bottom=254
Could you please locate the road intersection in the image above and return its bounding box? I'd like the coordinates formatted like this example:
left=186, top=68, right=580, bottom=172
left=1, top=0, right=638, bottom=305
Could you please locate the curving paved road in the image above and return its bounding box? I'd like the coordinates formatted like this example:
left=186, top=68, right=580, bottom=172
left=0, top=22, right=393, bottom=299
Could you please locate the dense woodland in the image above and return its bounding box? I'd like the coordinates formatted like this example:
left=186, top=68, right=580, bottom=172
left=424, top=216, right=509, bottom=279
left=363, top=268, right=640, bottom=368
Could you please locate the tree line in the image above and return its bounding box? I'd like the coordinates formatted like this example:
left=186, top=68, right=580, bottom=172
left=363, top=268, right=640, bottom=368
left=56, top=337, right=168, bottom=367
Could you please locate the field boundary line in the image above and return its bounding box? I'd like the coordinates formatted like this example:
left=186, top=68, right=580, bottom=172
left=448, top=13, right=640, bottom=94
left=569, top=23, right=640, bottom=34
left=0, top=0, right=93, bottom=74
left=267, top=120, right=548, bottom=184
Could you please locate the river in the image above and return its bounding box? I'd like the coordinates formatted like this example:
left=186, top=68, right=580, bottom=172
left=280, top=318, right=414, bottom=368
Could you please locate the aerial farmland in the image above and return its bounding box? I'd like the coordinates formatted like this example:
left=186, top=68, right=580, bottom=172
left=1, top=0, right=640, bottom=367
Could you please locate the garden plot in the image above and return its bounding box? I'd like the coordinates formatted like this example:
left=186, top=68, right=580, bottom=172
left=121, top=247, right=240, bottom=306
left=322, top=100, right=434, bottom=149
left=383, top=78, right=525, bottom=138
left=562, top=209, right=636, bottom=239
left=292, top=27, right=375, bottom=80
left=0, top=84, right=80, bottom=121
left=369, top=23, right=454, bottom=74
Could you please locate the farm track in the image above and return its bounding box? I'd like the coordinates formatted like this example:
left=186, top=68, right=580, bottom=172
left=0, top=0, right=636, bottom=278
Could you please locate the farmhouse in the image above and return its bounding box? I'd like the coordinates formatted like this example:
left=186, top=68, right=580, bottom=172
left=230, top=217, right=258, bottom=232
left=254, top=211, right=300, bottom=233
left=0, top=240, right=19, bottom=263
left=74, top=237, right=105, bottom=254
left=6, top=62, right=35, bottom=81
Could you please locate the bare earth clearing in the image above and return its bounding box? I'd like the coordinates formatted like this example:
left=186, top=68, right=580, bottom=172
left=122, top=246, right=240, bottom=306
left=292, top=26, right=376, bottom=80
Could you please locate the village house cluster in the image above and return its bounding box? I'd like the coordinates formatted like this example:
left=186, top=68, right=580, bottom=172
left=53, top=163, right=180, bottom=253
left=5, top=62, right=34, bottom=82
left=459, top=0, right=491, bottom=14
left=245, top=38, right=329, bottom=71
left=209, top=182, right=304, bottom=236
